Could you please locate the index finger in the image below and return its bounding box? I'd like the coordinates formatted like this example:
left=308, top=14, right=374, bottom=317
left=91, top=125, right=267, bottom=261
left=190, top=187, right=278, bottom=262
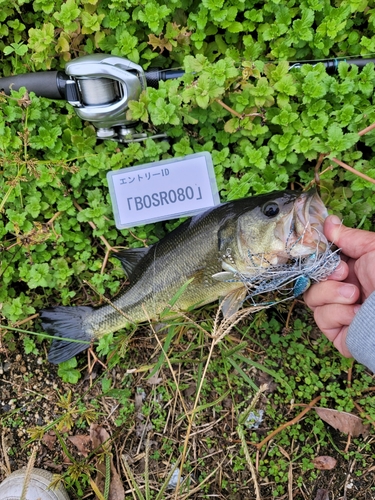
left=324, top=215, right=375, bottom=259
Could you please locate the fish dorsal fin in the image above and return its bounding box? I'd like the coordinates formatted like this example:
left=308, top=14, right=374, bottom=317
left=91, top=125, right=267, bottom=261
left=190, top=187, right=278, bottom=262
left=113, top=247, right=150, bottom=279
left=220, top=286, right=247, bottom=318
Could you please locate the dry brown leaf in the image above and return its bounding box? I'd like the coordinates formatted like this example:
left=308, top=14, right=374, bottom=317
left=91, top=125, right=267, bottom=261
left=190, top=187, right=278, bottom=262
left=312, top=455, right=337, bottom=470
left=90, top=423, right=111, bottom=451
left=147, top=373, right=162, bottom=385
left=89, top=424, right=125, bottom=500
left=315, top=407, right=369, bottom=437
left=135, top=393, right=144, bottom=412
left=176, top=26, right=192, bottom=46
left=42, top=460, right=63, bottom=472
left=68, top=435, right=92, bottom=457
left=108, top=462, right=125, bottom=500
left=314, top=489, right=330, bottom=500
left=277, top=445, right=291, bottom=461
left=42, top=431, right=56, bottom=450
left=94, top=459, right=125, bottom=500
left=62, top=452, right=73, bottom=465
left=147, top=34, right=172, bottom=53
left=184, top=383, right=196, bottom=399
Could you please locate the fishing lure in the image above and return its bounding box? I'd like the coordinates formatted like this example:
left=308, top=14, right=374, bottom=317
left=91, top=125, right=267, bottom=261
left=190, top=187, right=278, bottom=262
left=214, top=246, right=341, bottom=307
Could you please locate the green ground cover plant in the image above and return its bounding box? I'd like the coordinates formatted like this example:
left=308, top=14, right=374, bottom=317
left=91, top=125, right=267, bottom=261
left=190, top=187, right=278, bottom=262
left=1, top=0, right=375, bottom=498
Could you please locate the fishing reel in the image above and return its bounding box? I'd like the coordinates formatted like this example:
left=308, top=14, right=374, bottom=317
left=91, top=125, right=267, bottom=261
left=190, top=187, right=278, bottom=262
left=0, top=53, right=184, bottom=143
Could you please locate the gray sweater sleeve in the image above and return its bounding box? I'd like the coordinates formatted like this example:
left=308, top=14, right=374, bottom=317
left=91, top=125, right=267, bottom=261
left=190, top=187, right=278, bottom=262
left=346, top=290, right=375, bottom=373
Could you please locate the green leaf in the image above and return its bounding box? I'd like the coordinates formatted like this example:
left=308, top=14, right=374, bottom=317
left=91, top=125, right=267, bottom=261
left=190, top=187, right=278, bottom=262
left=248, top=77, right=274, bottom=107
left=29, top=125, right=62, bottom=150
left=28, top=23, right=55, bottom=53
left=96, top=333, right=115, bottom=357
left=292, top=8, right=314, bottom=41
left=183, top=74, right=224, bottom=109
left=2, top=295, right=35, bottom=322
left=274, top=74, right=297, bottom=95
left=327, top=123, right=359, bottom=152
left=244, top=144, right=269, bottom=170
left=57, top=358, right=81, bottom=383
left=53, top=0, right=81, bottom=31
left=23, top=337, right=38, bottom=355
left=137, top=1, right=171, bottom=34
left=183, top=54, right=208, bottom=74
left=302, top=71, right=330, bottom=102
left=173, top=137, right=193, bottom=156
left=81, top=11, right=105, bottom=33
left=127, top=99, right=149, bottom=123
left=202, top=0, right=224, bottom=9
left=148, top=97, right=180, bottom=125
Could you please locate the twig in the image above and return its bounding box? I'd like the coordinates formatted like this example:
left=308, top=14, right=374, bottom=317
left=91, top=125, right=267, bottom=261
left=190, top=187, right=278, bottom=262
left=12, top=313, right=39, bottom=327
left=46, top=211, right=62, bottom=226
left=314, top=153, right=327, bottom=187
left=1, top=430, right=11, bottom=476
left=215, top=99, right=243, bottom=118
left=285, top=299, right=297, bottom=330
left=344, top=433, right=351, bottom=453
left=20, top=447, right=37, bottom=500
left=173, top=306, right=258, bottom=500
left=120, top=456, right=144, bottom=500
left=309, top=121, right=375, bottom=188
left=347, top=359, right=354, bottom=388
left=100, top=246, right=113, bottom=275
left=356, top=386, right=375, bottom=393
left=353, top=400, right=375, bottom=429
left=288, top=462, right=293, bottom=500
left=215, top=99, right=265, bottom=120
left=252, top=395, right=321, bottom=450
left=304, top=164, right=334, bottom=191
left=358, top=122, right=375, bottom=136
left=342, top=459, right=356, bottom=500
left=87, top=347, right=108, bottom=373
left=331, top=157, right=375, bottom=185
left=238, top=426, right=261, bottom=500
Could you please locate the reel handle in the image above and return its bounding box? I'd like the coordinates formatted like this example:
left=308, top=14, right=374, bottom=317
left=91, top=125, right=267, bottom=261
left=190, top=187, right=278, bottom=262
left=0, top=71, right=68, bottom=99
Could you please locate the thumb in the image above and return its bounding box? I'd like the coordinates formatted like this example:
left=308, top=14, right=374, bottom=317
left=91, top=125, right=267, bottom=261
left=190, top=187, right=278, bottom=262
left=324, top=215, right=375, bottom=259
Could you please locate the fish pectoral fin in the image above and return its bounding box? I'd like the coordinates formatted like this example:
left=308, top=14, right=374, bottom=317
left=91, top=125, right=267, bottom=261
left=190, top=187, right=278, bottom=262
left=186, top=268, right=205, bottom=283
left=220, top=286, right=247, bottom=318
left=113, top=247, right=150, bottom=280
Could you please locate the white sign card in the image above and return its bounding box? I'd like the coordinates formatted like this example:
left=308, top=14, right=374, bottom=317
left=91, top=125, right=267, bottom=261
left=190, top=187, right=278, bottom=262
left=107, top=152, right=220, bottom=229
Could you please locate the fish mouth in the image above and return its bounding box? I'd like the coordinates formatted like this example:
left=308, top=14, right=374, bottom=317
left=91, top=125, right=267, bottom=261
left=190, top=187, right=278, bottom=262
left=283, top=190, right=330, bottom=259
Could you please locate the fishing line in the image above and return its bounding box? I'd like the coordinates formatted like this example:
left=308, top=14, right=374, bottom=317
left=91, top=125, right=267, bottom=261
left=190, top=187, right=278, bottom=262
left=152, top=243, right=158, bottom=319
left=78, top=78, right=120, bottom=106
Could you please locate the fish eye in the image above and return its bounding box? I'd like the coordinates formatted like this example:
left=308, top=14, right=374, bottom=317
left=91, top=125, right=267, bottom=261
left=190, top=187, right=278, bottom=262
left=262, top=202, right=280, bottom=218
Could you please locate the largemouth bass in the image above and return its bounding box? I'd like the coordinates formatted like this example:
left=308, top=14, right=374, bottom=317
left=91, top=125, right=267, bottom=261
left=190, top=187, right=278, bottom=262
left=40, top=190, right=339, bottom=364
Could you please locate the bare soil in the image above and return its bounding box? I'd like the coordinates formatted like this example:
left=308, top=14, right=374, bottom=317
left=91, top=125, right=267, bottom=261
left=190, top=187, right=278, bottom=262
left=1, top=314, right=374, bottom=500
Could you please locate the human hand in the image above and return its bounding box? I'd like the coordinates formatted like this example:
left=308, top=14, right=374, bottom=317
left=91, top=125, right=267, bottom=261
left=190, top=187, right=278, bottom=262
left=304, top=215, right=375, bottom=357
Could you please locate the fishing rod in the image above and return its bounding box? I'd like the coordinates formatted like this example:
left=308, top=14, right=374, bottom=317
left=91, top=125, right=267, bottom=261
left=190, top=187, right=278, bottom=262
left=1, top=54, right=374, bottom=143
left=289, top=57, right=375, bottom=71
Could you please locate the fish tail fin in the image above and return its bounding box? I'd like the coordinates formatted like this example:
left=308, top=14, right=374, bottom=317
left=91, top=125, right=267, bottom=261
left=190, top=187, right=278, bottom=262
left=39, top=306, right=94, bottom=364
